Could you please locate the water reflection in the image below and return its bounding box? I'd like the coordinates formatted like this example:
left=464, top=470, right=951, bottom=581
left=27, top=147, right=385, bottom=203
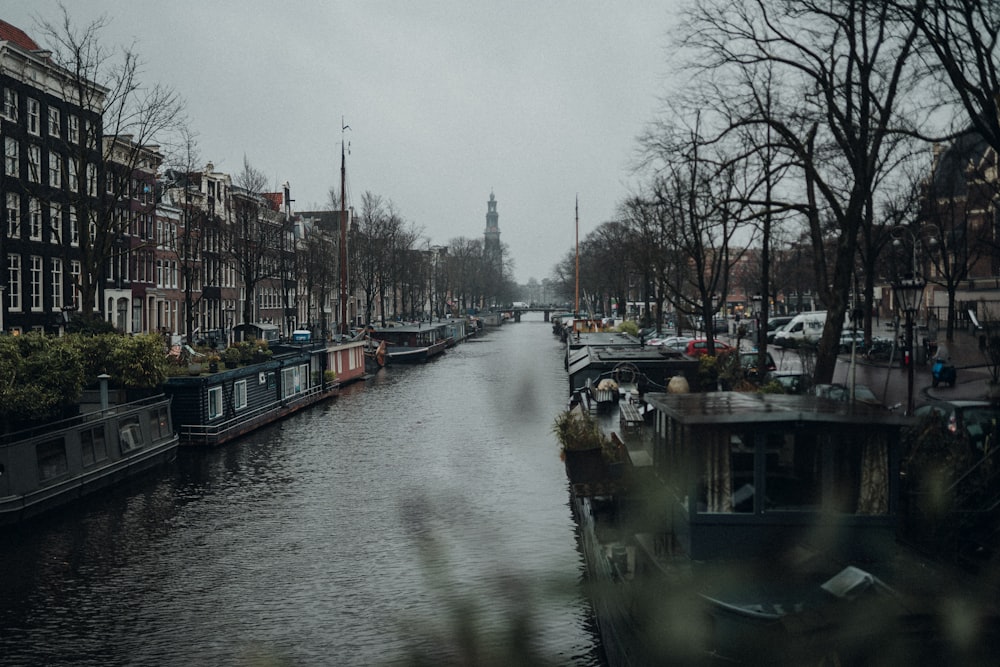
left=0, top=315, right=601, bottom=666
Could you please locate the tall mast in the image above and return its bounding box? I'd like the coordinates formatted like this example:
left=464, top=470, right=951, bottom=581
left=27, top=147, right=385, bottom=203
left=575, top=196, right=580, bottom=316
left=340, top=118, right=350, bottom=334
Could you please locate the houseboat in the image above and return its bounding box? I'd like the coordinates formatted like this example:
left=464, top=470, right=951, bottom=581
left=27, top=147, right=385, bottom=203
left=567, top=344, right=700, bottom=401
left=0, top=387, right=179, bottom=527
left=569, top=391, right=999, bottom=665
left=369, top=322, right=449, bottom=363
left=163, top=342, right=338, bottom=446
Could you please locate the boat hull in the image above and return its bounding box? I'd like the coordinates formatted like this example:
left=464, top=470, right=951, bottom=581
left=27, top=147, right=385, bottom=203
left=0, top=396, right=179, bottom=527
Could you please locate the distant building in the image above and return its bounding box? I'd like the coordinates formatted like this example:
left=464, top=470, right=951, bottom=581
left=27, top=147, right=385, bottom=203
left=484, top=190, right=501, bottom=273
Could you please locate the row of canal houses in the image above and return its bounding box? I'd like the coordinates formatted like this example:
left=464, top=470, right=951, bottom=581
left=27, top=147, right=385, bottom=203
left=0, top=316, right=482, bottom=527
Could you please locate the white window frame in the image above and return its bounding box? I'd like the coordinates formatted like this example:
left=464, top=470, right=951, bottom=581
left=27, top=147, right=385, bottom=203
left=48, top=154, right=62, bottom=188
left=6, top=192, right=20, bottom=238
left=69, top=260, right=81, bottom=308
left=29, top=198, right=42, bottom=240
left=51, top=257, right=63, bottom=309
left=69, top=207, right=79, bottom=246
left=26, top=98, right=40, bottom=135
left=49, top=203, right=61, bottom=244
left=68, top=115, right=79, bottom=143
left=30, top=255, right=42, bottom=311
left=5, top=137, right=18, bottom=176
left=47, top=107, right=60, bottom=137
left=208, top=386, right=224, bottom=419
left=234, top=380, right=248, bottom=410
left=68, top=158, right=78, bottom=192
left=27, top=144, right=40, bottom=182
left=7, top=254, right=21, bottom=311
left=2, top=88, right=16, bottom=120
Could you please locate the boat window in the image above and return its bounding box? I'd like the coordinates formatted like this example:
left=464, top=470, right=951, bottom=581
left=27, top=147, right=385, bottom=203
left=149, top=406, right=170, bottom=440
left=36, top=438, right=68, bottom=482
left=696, top=430, right=753, bottom=514
left=234, top=380, right=248, bottom=410
left=281, top=366, right=303, bottom=398
left=119, top=417, right=143, bottom=453
left=208, top=386, right=223, bottom=419
left=763, top=432, right=823, bottom=511
left=81, top=426, right=107, bottom=466
left=831, top=431, right=889, bottom=515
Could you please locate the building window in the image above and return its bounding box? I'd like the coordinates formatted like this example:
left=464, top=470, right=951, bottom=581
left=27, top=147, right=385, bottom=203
left=49, top=154, right=62, bottom=188
left=69, top=206, right=79, bottom=246
left=70, top=260, right=80, bottom=308
left=208, top=386, right=223, bottom=419
left=2, top=88, right=16, bottom=120
left=86, top=163, right=96, bottom=196
left=5, top=137, right=18, bottom=176
left=51, top=258, right=63, bottom=309
left=49, top=203, right=61, bottom=244
left=27, top=144, right=41, bottom=182
left=68, top=115, right=79, bottom=143
left=26, top=98, right=40, bottom=135
left=6, top=192, right=20, bottom=238
left=81, top=426, right=107, bottom=466
left=30, top=255, right=42, bottom=311
left=7, top=254, right=21, bottom=311
left=67, top=158, right=78, bottom=192
left=234, top=379, right=248, bottom=410
left=29, top=198, right=42, bottom=240
left=47, top=107, right=60, bottom=137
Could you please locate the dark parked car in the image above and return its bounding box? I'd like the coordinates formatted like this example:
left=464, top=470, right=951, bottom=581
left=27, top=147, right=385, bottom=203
left=914, top=401, right=1000, bottom=453
left=764, top=370, right=813, bottom=395
left=739, top=351, right=777, bottom=379
left=813, top=383, right=882, bottom=406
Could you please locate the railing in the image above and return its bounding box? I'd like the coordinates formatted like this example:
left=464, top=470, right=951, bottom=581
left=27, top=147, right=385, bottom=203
left=179, top=383, right=330, bottom=444
left=1, top=394, right=170, bottom=447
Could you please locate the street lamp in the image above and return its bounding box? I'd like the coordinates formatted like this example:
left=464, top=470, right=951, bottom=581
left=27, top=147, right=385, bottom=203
left=893, top=275, right=925, bottom=415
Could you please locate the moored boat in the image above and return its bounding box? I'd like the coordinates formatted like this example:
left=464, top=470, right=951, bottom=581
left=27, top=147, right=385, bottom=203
left=567, top=391, right=1000, bottom=664
left=369, top=322, right=449, bottom=364
left=0, top=390, right=179, bottom=527
left=163, top=341, right=338, bottom=446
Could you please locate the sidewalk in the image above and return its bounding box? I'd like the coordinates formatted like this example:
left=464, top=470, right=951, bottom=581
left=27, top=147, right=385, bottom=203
left=833, top=329, right=994, bottom=407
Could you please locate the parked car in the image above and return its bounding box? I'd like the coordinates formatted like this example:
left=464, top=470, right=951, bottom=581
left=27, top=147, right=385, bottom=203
left=813, top=383, right=882, bottom=406
left=838, top=330, right=866, bottom=353
left=685, top=339, right=733, bottom=357
left=765, top=316, right=795, bottom=344
left=764, top=370, right=813, bottom=395
left=914, top=400, right=1000, bottom=453
left=653, top=335, right=691, bottom=351
left=739, top=351, right=777, bottom=379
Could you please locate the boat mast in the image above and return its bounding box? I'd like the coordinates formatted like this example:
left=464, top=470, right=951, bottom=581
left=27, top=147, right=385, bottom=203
left=575, top=196, right=580, bottom=316
left=340, top=118, right=350, bottom=334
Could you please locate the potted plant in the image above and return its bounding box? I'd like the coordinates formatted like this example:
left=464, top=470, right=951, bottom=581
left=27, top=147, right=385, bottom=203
left=553, top=405, right=622, bottom=483
left=223, top=346, right=241, bottom=368
left=206, top=354, right=220, bottom=373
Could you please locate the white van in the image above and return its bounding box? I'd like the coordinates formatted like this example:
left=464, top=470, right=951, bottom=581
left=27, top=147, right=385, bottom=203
left=773, top=311, right=828, bottom=347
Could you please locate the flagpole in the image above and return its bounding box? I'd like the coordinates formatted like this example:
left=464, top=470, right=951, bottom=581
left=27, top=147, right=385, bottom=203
left=574, top=196, right=580, bottom=317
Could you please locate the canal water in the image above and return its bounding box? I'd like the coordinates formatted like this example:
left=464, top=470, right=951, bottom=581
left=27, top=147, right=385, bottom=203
left=0, top=314, right=602, bottom=666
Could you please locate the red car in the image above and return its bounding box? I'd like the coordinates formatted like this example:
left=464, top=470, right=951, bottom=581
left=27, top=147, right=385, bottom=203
left=684, top=339, right=733, bottom=357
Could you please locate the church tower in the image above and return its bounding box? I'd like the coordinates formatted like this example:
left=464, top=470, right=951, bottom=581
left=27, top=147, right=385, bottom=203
left=484, top=191, right=501, bottom=272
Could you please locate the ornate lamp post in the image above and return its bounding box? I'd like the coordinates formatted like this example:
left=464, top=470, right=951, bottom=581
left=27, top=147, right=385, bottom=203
left=892, top=275, right=925, bottom=415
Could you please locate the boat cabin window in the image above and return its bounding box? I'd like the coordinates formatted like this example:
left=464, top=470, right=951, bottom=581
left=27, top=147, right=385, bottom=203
left=149, top=406, right=171, bottom=440
left=81, top=426, right=107, bottom=466
left=685, top=426, right=889, bottom=516
left=36, top=438, right=68, bottom=482
left=208, top=386, right=223, bottom=420
left=119, top=416, right=143, bottom=454
left=234, top=380, right=248, bottom=410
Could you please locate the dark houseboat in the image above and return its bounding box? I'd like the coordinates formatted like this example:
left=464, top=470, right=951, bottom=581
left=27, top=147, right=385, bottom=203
left=569, top=391, right=999, bottom=665
left=163, top=342, right=337, bottom=446
left=369, top=322, right=449, bottom=363
left=0, top=388, right=179, bottom=526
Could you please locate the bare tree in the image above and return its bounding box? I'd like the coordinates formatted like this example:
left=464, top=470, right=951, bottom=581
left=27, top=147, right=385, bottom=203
left=37, top=7, right=183, bottom=318
left=681, top=0, right=927, bottom=382
left=228, top=156, right=282, bottom=330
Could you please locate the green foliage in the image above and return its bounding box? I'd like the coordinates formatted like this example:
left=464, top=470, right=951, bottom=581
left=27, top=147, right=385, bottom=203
left=0, top=333, right=85, bottom=427
left=553, top=407, right=619, bottom=462
left=70, top=333, right=168, bottom=388
left=223, top=346, right=242, bottom=363
left=65, top=312, right=117, bottom=335
left=617, top=319, right=640, bottom=336
left=324, top=370, right=338, bottom=383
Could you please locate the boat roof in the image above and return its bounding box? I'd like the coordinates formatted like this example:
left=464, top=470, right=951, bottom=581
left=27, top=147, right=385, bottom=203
left=645, top=391, right=914, bottom=427
left=567, top=331, right=640, bottom=348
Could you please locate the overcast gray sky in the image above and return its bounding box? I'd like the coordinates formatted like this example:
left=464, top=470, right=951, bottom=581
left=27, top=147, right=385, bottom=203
left=4, top=1, right=684, bottom=284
